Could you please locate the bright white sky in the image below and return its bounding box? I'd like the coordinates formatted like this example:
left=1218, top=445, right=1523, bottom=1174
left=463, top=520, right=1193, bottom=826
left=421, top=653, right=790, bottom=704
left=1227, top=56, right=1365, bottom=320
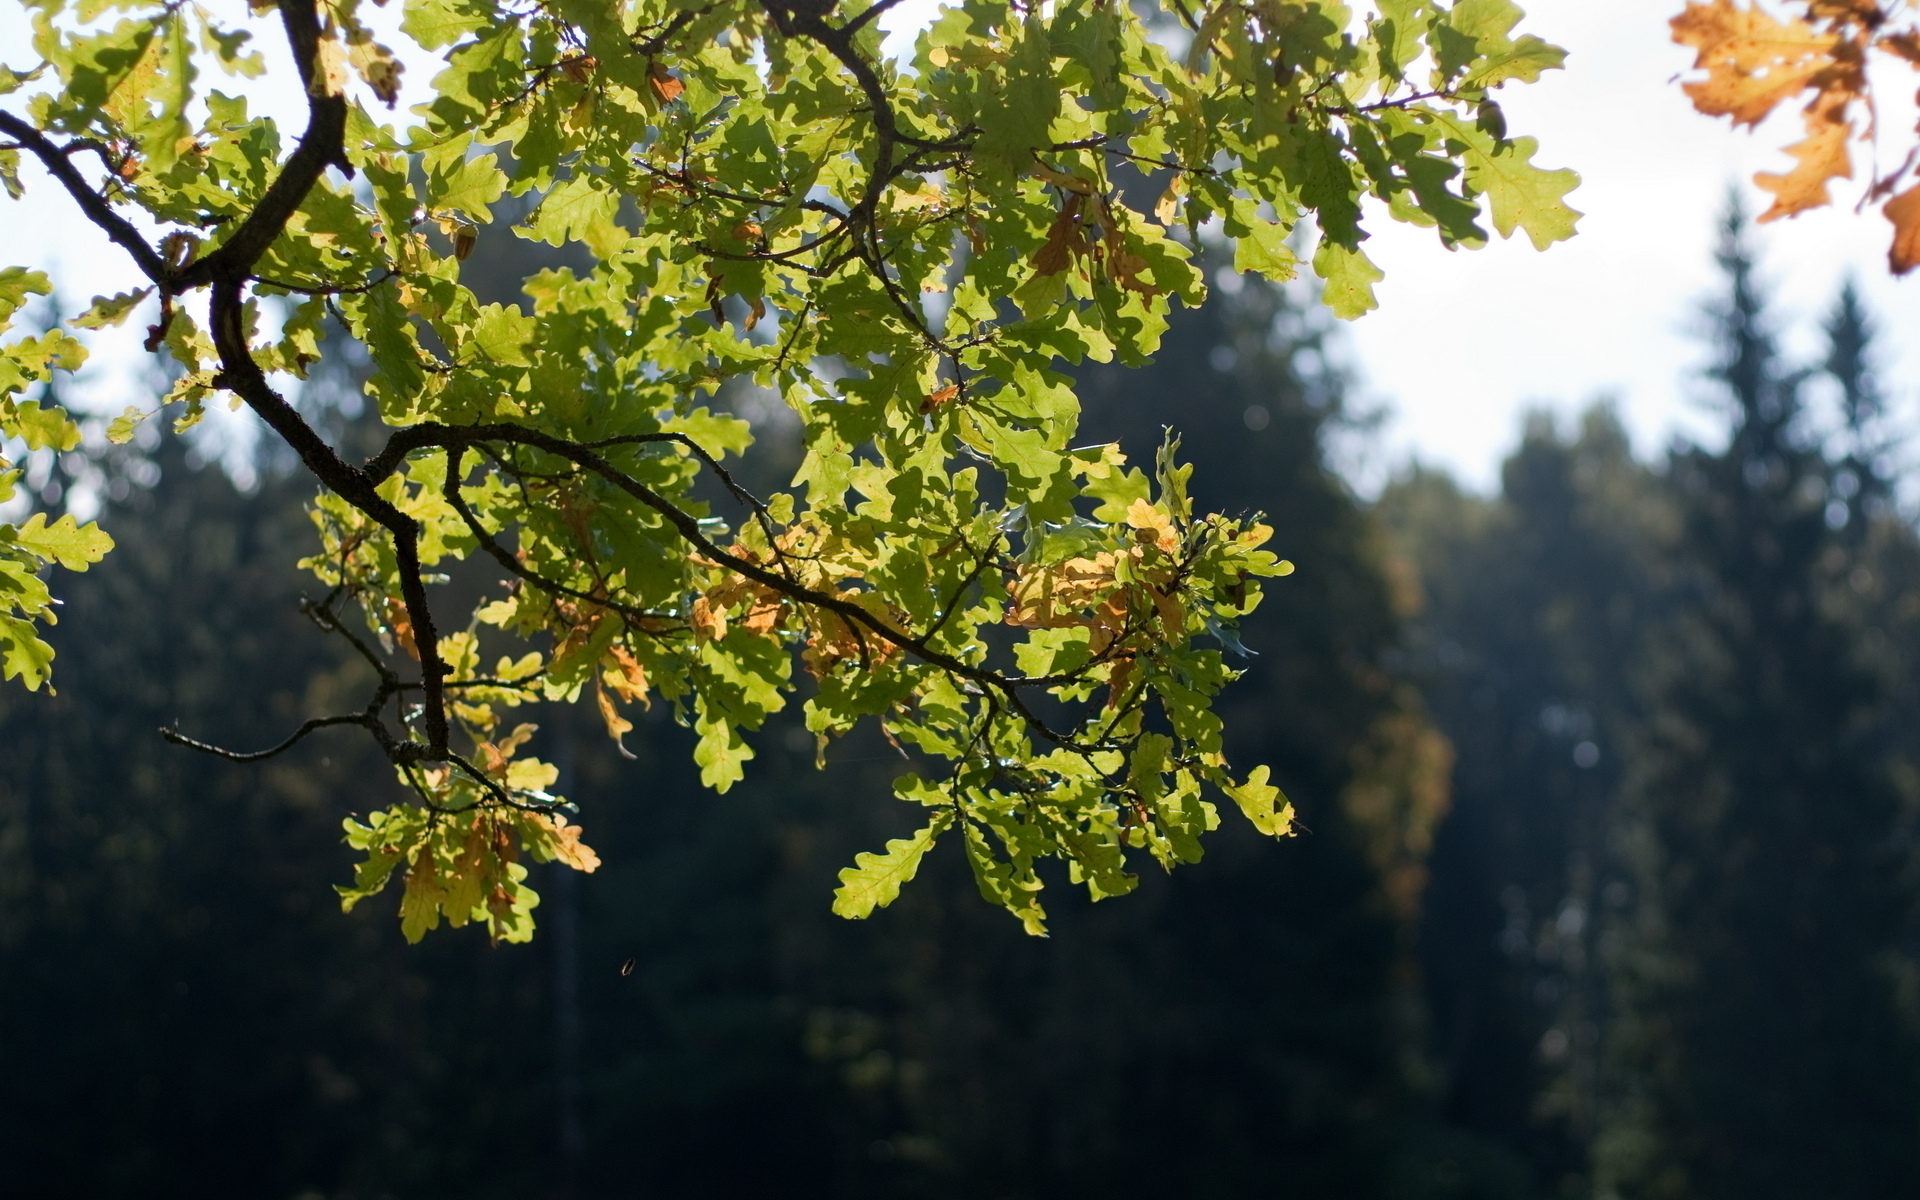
left=4, top=0, right=1916, bottom=494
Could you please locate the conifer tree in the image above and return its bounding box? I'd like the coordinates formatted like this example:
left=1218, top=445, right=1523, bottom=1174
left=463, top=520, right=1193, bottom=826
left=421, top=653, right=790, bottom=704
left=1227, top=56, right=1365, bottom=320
left=1596, top=208, right=1920, bottom=1200
left=1381, top=405, right=1665, bottom=1196
left=1823, top=280, right=1893, bottom=535
left=1, top=266, right=1517, bottom=1199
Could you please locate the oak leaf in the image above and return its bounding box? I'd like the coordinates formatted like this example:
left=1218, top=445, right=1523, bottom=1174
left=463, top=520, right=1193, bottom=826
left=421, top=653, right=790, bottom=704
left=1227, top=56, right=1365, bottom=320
left=1671, top=0, right=1840, bottom=127
left=1125, top=497, right=1178, bottom=553
left=311, top=36, right=351, bottom=99
left=1881, top=30, right=1920, bottom=67
left=1006, top=554, right=1120, bottom=629
left=540, top=813, right=602, bottom=872
left=920, top=383, right=960, bottom=414
left=596, top=680, right=635, bottom=748
left=1756, top=89, right=1853, bottom=221
left=603, top=644, right=650, bottom=705
left=648, top=60, right=684, bottom=105
left=385, top=597, right=420, bottom=660
left=1886, top=183, right=1920, bottom=274
left=1033, top=195, right=1089, bottom=277
left=347, top=35, right=405, bottom=108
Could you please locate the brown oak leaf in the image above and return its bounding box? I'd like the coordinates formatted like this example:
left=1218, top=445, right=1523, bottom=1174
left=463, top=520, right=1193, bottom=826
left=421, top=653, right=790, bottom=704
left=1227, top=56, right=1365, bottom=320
left=1886, top=183, right=1920, bottom=274
left=648, top=60, right=684, bottom=105
left=1671, top=0, right=1841, bottom=126
left=1033, top=195, right=1089, bottom=276
left=920, top=383, right=960, bottom=414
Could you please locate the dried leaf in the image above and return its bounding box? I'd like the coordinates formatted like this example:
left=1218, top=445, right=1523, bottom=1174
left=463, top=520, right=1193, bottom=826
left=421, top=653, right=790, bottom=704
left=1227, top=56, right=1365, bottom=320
left=1671, top=0, right=1841, bottom=126
left=1007, top=554, right=1121, bottom=628
left=596, top=679, right=636, bottom=754
left=690, top=595, right=727, bottom=641
left=544, top=814, right=602, bottom=872
left=385, top=597, right=420, bottom=660
left=604, top=644, right=650, bottom=705
left=348, top=35, right=405, bottom=108
left=1881, top=30, right=1920, bottom=67
left=920, top=383, right=960, bottom=414
left=1886, top=183, right=1920, bottom=274
left=1756, top=91, right=1853, bottom=220
left=648, top=60, right=684, bottom=105
left=1033, top=195, right=1088, bottom=276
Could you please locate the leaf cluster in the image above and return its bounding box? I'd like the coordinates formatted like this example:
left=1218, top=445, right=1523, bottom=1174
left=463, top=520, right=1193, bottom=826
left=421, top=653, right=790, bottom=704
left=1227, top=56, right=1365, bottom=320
left=0, top=0, right=1574, bottom=938
left=1671, top=0, right=1920, bottom=272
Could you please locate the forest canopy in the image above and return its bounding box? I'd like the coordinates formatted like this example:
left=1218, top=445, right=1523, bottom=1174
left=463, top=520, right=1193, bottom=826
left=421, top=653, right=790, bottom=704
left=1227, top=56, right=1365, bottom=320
left=0, top=0, right=1592, bottom=940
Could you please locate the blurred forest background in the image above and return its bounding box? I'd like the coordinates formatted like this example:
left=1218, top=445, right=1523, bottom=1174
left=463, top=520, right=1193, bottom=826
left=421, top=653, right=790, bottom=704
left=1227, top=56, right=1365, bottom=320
left=6, top=206, right=1920, bottom=1200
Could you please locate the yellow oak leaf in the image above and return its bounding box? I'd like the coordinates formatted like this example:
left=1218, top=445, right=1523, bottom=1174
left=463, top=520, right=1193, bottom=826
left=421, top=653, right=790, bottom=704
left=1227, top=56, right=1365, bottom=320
left=689, top=594, right=727, bottom=641
left=543, top=813, right=602, bottom=872
left=347, top=35, right=404, bottom=108
left=603, top=644, right=650, bottom=705
left=1125, top=497, right=1178, bottom=553
left=311, top=36, right=350, bottom=99
left=1006, top=554, right=1120, bottom=628
left=1756, top=90, right=1853, bottom=221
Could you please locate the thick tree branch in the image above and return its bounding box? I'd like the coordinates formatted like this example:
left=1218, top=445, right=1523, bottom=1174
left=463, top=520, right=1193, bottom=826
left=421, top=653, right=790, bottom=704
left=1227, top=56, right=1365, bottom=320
left=174, top=0, right=351, bottom=290
left=0, top=111, right=171, bottom=282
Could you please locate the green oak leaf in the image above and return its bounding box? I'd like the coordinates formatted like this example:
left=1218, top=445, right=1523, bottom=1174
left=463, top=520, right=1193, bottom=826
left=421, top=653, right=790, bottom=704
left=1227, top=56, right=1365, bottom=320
left=832, top=810, right=956, bottom=919
left=71, top=287, right=154, bottom=330
left=11, top=512, right=115, bottom=570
